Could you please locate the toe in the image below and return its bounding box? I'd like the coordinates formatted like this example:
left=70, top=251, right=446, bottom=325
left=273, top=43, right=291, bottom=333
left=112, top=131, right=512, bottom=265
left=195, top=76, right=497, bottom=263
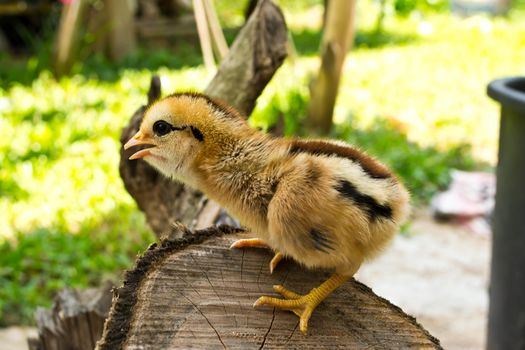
left=254, top=292, right=315, bottom=335
left=299, top=308, right=313, bottom=335
left=269, top=252, right=284, bottom=273
left=230, top=238, right=268, bottom=249
left=273, top=285, right=301, bottom=299
left=254, top=295, right=302, bottom=310
left=253, top=295, right=279, bottom=308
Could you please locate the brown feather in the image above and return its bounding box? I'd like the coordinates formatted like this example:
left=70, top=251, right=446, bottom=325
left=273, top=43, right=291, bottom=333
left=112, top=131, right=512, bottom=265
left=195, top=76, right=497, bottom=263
left=289, top=139, right=392, bottom=179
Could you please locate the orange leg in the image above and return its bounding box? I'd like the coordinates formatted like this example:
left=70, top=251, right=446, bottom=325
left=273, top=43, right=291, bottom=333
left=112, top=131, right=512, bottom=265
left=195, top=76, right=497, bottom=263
left=230, top=238, right=269, bottom=249
left=230, top=238, right=284, bottom=273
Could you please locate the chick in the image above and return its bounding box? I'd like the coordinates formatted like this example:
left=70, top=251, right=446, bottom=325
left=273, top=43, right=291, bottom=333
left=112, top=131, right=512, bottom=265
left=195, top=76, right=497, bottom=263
left=124, top=92, right=410, bottom=335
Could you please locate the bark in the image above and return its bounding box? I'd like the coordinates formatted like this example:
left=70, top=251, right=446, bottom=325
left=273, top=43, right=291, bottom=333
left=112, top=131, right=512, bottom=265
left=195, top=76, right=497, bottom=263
left=27, top=283, right=112, bottom=350
left=97, top=225, right=442, bottom=349
left=119, top=0, right=288, bottom=237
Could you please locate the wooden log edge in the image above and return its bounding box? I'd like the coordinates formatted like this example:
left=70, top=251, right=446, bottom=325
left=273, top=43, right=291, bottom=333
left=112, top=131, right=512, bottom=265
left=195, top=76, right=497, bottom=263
left=96, top=225, right=242, bottom=349
left=97, top=225, right=442, bottom=349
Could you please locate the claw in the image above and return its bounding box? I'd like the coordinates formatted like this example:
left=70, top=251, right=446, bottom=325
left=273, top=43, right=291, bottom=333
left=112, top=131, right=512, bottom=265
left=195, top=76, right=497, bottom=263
left=269, top=252, right=284, bottom=274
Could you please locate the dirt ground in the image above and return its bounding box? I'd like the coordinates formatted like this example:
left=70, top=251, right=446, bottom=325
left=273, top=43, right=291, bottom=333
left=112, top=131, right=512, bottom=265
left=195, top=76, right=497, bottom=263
left=0, top=327, right=37, bottom=350
left=357, top=210, right=491, bottom=350
left=0, top=209, right=490, bottom=350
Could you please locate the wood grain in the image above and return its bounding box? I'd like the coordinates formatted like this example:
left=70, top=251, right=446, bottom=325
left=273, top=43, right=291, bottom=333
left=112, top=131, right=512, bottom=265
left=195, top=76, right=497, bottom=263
left=98, top=226, right=442, bottom=349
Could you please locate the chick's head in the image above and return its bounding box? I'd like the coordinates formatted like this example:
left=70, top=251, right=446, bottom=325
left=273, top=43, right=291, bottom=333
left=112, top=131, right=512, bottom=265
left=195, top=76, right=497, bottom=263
left=124, top=93, right=215, bottom=180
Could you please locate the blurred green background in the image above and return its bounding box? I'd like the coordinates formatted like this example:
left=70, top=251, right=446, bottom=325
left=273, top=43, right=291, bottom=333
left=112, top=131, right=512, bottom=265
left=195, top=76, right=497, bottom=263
left=1, top=0, right=524, bottom=326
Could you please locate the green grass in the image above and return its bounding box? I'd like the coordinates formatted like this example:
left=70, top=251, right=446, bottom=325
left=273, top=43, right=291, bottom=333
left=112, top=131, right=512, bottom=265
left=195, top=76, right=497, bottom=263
left=1, top=0, right=525, bottom=326
left=0, top=209, right=152, bottom=325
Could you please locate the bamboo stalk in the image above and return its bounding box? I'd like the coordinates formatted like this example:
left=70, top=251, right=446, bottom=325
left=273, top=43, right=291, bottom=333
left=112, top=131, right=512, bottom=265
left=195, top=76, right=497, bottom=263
left=203, top=0, right=229, bottom=61
left=193, top=0, right=216, bottom=71
left=54, top=0, right=87, bottom=77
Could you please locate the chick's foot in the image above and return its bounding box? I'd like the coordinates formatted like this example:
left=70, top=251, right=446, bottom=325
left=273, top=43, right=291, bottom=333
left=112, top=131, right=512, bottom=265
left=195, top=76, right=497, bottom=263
left=230, top=238, right=284, bottom=273
left=254, top=274, right=350, bottom=335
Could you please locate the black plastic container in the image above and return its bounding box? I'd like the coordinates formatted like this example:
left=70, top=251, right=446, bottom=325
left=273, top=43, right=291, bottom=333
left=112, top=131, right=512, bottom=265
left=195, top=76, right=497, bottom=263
left=487, top=77, right=525, bottom=350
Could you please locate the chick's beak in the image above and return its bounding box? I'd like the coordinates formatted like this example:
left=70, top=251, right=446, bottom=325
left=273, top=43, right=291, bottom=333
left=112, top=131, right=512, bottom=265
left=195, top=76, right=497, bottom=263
left=124, top=131, right=156, bottom=160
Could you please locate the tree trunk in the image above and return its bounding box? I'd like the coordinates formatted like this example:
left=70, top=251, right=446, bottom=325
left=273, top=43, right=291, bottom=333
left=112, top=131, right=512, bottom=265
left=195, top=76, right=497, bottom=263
left=306, top=0, right=356, bottom=135
left=97, top=225, right=442, bottom=349
left=119, top=0, right=288, bottom=237
left=104, top=0, right=136, bottom=62
left=53, top=0, right=88, bottom=77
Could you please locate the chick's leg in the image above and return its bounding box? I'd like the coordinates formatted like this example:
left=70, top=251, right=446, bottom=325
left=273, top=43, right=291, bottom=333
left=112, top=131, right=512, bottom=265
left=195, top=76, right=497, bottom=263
left=230, top=238, right=284, bottom=273
left=230, top=238, right=268, bottom=249
left=254, top=273, right=350, bottom=335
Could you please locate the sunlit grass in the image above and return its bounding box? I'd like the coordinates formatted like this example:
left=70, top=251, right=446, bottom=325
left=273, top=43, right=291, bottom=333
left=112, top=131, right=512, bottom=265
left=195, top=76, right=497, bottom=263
left=337, top=12, right=525, bottom=163
left=0, top=69, right=210, bottom=237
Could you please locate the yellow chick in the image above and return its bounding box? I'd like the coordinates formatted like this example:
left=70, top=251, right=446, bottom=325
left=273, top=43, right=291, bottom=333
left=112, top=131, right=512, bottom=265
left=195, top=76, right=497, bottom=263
left=124, top=92, right=410, bottom=335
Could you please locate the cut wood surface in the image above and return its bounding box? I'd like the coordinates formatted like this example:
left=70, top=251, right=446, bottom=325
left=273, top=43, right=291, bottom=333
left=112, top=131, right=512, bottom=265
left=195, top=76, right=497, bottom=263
left=119, top=0, right=287, bottom=237
left=98, top=225, right=442, bottom=349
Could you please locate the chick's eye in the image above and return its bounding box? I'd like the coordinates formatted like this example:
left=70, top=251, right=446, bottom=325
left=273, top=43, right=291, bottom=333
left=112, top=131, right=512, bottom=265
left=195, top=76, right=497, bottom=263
left=153, top=120, right=173, bottom=136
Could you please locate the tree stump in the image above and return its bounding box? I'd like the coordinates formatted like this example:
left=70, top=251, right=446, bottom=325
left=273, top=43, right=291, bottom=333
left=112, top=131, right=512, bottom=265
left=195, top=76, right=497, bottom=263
left=28, top=283, right=113, bottom=350
left=98, top=225, right=442, bottom=349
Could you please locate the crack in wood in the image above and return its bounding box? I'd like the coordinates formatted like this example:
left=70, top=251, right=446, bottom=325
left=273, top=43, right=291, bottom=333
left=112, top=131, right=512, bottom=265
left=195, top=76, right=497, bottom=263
left=240, top=249, right=246, bottom=291
left=239, top=249, right=250, bottom=328
left=176, top=274, right=203, bottom=298
left=256, top=255, right=265, bottom=293
left=181, top=293, right=227, bottom=349
left=281, top=269, right=291, bottom=290
left=219, top=267, right=239, bottom=328
left=259, top=307, right=276, bottom=350
left=190, top=253, right=228, bottom=317
left=285, top=321, right=299, bottom=345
